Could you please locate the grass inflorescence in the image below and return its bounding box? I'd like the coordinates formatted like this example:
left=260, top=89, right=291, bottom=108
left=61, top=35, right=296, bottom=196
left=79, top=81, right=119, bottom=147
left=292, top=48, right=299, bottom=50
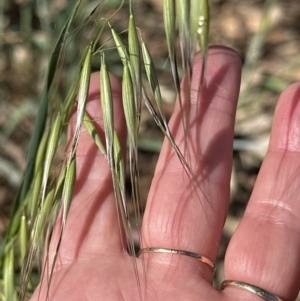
left=2, top=0, right=295, bottom=300
left=0, top=0, right=211, bottom=299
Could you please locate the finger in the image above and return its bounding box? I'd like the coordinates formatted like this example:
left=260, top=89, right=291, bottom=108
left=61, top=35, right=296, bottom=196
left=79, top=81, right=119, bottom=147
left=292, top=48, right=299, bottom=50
left=224, top=83, right=300, bottom=301
left=50, top=72, right=126, bottom=265
left=141, top=47, right=242, bottom=280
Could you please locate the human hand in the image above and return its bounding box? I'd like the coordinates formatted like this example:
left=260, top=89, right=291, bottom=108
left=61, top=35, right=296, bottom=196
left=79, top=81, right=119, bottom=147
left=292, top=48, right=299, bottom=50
left=30, top=46, right=300, bottom=301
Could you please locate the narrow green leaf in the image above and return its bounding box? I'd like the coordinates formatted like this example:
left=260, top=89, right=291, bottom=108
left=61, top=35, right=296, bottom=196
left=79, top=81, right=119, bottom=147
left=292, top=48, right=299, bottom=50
left=20, top=186, right=56, bottom=300
left=176, top=0, right=191, bottom=69
left=164, top=0, right=176, bottom=63
left=110, top=26, right=130, bottom=66
left=83, top=112, right=106, bottom=155
left=41, top=113, right=62, bottom=203
left=54, top=164, right=67, bottom=200
left=113, top=131, right=126, bottom=216
left=122, top=65, right=136, bottom=144
left=197, top=0, right=210, bottom=87
left=100, top=53, right=114, bottom=162
left=62, top=70, right=82, bottom=123
left=127, top=18, right=144, bottom=293
left=110, top=24, right=141, bottom=111
left=163, top=0, right=185, bottom=140
left=141, top=41, right=166, bottom=122
left=45, top=157, right=76, bottom=300
left=29, top=131, right=48, bottom=218
left=128, top=13, right=142, bottom=126
left=13, top=0, right=84, bottom=215
left=62, top=156, right=76, bottom=226
left=3, top=247, right=15, bottom=301
left=19, top=215, right=27, bottom=265
left=36, top=187, right=55, bottom=248
left=128, top=13, right=140, bottom=84
left=70, top=44, right=92, bottom=158
left=123, top=62, right=142, bottom=234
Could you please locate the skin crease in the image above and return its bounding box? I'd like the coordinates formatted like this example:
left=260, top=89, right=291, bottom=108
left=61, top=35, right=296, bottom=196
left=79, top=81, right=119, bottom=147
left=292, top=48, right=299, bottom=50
left=30, top=46, right=300, bottom=301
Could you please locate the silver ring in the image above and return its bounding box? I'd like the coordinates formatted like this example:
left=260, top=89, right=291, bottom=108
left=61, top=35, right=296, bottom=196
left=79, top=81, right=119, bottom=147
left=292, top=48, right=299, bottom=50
left=220, top=280, right=285, bottom=301
left=138, top=247, right=216, bottom=272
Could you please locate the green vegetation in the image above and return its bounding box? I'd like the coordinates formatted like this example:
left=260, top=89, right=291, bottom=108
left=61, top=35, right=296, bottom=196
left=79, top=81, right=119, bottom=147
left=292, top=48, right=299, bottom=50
left=0, top=0, right=298, bottom=300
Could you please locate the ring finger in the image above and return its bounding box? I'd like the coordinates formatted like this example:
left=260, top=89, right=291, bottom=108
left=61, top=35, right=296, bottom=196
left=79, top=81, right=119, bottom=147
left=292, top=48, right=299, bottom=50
left=141, top=46, right=242, bottom=280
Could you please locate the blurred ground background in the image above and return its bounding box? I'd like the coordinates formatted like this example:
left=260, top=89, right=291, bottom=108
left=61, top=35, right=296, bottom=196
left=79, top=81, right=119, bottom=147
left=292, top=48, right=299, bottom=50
left=0, top=0, right=300, bottom=297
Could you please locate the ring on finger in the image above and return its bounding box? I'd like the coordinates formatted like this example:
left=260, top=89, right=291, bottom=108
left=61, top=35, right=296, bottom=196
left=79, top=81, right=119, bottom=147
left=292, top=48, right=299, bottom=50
left=220, top=280, right=285, bottom=301
left=138, top=247, right=216, bottom=272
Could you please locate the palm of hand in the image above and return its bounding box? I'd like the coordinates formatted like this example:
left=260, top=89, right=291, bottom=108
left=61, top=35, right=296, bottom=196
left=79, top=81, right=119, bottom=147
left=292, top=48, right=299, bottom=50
left=31, top=48, right=300, bottom=301
left=33, top=253, right=219, bottom=300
